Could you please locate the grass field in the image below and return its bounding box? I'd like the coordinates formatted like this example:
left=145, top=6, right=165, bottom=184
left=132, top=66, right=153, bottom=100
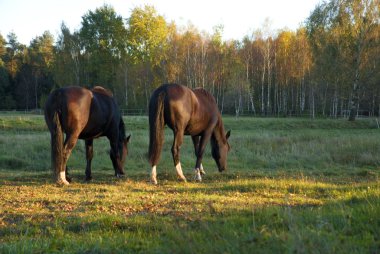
left=0, top=114, right=379, bottom=253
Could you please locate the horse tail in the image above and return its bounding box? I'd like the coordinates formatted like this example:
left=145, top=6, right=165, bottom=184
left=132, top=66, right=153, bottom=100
left=148, top=90, right=165, bottom=166
left=51, top=111, right=64, bottom=180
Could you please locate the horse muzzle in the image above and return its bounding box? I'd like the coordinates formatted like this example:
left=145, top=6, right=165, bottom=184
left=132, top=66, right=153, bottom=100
left=218, top=167, right=226, bottom=172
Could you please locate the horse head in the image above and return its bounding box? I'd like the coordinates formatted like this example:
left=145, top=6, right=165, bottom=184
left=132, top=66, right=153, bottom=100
left=110, top=131, right=131, bottom=177
left=120, top=134, right=131, bottom=166
left=211, top=130, right=231, bottom=172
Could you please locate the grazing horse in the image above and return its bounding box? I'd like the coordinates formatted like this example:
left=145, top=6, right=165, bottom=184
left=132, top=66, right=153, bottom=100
left=148, top=84, right=231, bottom=184
left=44, top=86, right=131, bottom=185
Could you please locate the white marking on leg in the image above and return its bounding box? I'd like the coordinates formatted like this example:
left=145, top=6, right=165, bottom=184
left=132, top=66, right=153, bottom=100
left=151, top=165, right=158, bottom=185
left=194, top=168, right=202, bottom=182
left=200, top=163, right=206, bottom=175
left=175, top=163, right=187, bottom=182
left=58, top=171, right=69, bottom=185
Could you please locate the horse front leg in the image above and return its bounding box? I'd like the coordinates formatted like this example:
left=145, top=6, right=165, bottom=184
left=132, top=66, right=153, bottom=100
left=194, top=130, right=213, bottom=182
left=172, top=130, right=187, bottom=182
left=192, top=136, right=206, bottom=175
left=85, top=139, right=93, bottom=181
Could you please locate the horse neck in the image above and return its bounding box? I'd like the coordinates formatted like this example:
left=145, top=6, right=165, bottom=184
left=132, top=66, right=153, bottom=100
left=116, top=118, right=126, bottom=153
left=212, top=116, right=226, bottom=146
left=118, top=117, right=126, bottom=140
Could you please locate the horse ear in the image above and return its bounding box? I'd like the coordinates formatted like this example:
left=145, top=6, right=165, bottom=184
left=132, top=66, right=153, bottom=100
left=226, top=130, right=231, bottom=140
left=125, top=134, right=131, bottom=143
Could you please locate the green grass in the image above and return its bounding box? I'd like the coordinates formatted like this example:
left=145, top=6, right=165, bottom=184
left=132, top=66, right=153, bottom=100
left=0, top=115, right=379, bottom=253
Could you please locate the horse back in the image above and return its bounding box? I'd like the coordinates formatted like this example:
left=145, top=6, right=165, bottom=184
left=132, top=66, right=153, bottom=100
left=192, top=88, right=219, bottom=116
left=158, top=84, right=219, bottom=135
left=81, top=87, right=120, bottom=139
left=45, top=86, right=118, bottom=139
left=159, top=84, right=194, bottom=125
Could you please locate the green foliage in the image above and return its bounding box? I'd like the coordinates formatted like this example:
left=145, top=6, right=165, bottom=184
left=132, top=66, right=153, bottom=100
left=80, top=4, right=127, bottom=56
left=0, top=33, right=6, bottom=66
left=0, top=0, right=379, bottom=118
left=127, top=5, right=168, bottom=65
left=53, top=23, right=82, bottom=87
left=79, top=4, right=127, bottom=88
left=0, top=67, right=15, bottom=109
left=306, top=0, right=380, bottom=120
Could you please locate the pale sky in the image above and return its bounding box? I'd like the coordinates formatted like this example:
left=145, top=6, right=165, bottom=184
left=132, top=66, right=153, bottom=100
left=0, top=0, right=321, bottom=45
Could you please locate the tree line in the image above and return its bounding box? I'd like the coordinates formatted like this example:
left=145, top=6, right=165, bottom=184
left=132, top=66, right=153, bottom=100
left=0, top=0, right=379, bottom=120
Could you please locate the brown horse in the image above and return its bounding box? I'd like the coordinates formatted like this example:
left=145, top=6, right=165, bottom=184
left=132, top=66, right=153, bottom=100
left=148, top=84, right=231, bottom=184
left=44, top=86, right=131, bottom=185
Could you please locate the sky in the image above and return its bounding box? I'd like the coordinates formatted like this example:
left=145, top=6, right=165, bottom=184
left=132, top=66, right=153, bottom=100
left=0, top=0, right=321, bottom=45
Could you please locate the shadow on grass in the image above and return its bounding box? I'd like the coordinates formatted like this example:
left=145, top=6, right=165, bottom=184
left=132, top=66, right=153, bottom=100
left=0, top=169, right=379, bottom=253
left=0, top=195, right=379, bottom=253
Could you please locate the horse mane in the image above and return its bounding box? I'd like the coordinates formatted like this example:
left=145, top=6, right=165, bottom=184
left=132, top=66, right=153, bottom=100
left=92, top=86, right=113, bottom=97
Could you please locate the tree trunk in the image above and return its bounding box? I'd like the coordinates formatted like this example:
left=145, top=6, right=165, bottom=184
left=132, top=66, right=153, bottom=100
left=349, top=67, right=361, bottom=121
left=261, top=61, right=266, bottom=115
left=348, top=82, right=360, bottom=121
left=124, top=66, right=128, bottom=107
left=34, top=75, right=38, bottom=109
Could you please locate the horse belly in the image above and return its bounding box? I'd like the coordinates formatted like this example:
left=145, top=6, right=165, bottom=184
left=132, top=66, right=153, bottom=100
left=184, top=120, right=205, bottom=136
left=78, top=130, right=104, bottom=140
left=79, top=121, right=107, bottom=139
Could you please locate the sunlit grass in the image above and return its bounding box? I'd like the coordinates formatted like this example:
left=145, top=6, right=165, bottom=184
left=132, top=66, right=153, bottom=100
left=0, top=172, right=379, bottom=253
left=0, top=115, right=379, bottom=253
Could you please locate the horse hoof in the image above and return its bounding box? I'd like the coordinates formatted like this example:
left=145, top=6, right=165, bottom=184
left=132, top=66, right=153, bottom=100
left=178, top=177, right=187, bottom=183
left=151, top=178, right=158, bottom=185
left=194, top=174, right=202, bottom=182
left=200, top=169, right=206, bottom=175
left=116, top=174, right=124, bottom=178
left=85, top=176, right=92, bottom=181
left=194, top=169, right=202, bottom=182
left=56, top=180, right=70, bottom=186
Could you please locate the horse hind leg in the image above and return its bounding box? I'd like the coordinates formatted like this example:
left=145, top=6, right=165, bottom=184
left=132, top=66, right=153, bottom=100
left=194, top=130, right=213, bottom=182
left=151, top=165, right=158, bottom=185
left=194, top=163, right=206, bottom=181
left=172, top=130, right=187, bottom=183
left=175, top=162, right=186, bottom=182
left=65, top=166, right=72, bottom=182
left=192, top=136, right=206, bottom=176
left=59, top=133, right=80, bottom=185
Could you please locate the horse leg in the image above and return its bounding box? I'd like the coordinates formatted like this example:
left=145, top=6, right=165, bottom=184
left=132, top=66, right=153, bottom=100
left=194, top=130, right=213, bottom=182
left=192, top=136, right=206, bottom=175
left=59, top=133, right=79, bottom=185
left=65, top=166, right=72, bottom=182
left=151, top=165, right=157, bottom=185
left=172, top=130, right=187, bottom=182
left=85, top=139, right=93, bottom=181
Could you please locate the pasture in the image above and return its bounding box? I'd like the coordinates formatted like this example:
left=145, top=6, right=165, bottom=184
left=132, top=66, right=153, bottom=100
left=0, top=114, right=379, bottom=253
